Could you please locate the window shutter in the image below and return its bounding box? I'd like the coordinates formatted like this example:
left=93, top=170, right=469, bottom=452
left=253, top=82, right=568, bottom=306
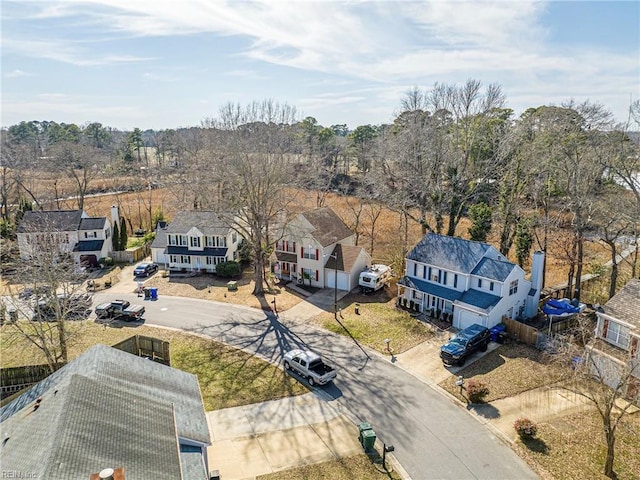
left=315, top=270, right=319, bottom=281
left=293, top=241, right=296, bottom=252
left=315, top=249, right=319, bottom=260
left=301, top=247, right=304, bottom=257
left=630, top=337, right=638, bottom=358
left=602, top=318, right=609, bottom=337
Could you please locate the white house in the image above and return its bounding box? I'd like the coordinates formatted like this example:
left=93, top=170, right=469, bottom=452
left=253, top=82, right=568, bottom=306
left=150, top=211, right=242, bottom=273
left=591, top=279, right=640, bottom=398
left=398, top=233, right=544, bottom=329
left=16, top=209, right=112, bottom=267
left=274, top=207, right=371, bottom=292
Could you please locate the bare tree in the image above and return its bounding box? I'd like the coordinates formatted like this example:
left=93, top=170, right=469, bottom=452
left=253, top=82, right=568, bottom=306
left=199, top=100, right=299, bottom=295
left=2, top=221, right=92, bottom=372
left=555, top=314, right=640, bottom=479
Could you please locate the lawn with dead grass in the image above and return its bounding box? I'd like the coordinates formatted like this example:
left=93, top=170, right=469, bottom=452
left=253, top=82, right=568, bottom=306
left=514, top=408, right=640, bottom=480
left=0, top=321, right=307, bottom=410
left=310, top=289, right=434, bottom=354
left=439, top=343, right=565, bottom=402
left=256, top=453, right=403, bottom=480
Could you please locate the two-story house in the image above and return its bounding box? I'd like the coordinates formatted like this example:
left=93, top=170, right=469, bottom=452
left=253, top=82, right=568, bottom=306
left=398, top=233, right=543, bottom=330
left=16, top=209, right=112, bottom=267
left=274, top=207, right=371, bottom=291
left=151, top=211, right=242, bottom=273
left=591, top=279, right=640, bottom=398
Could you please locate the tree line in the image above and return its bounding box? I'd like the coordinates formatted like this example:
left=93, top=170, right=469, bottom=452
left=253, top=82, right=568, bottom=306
left=2, top=80, right=639, bottom=300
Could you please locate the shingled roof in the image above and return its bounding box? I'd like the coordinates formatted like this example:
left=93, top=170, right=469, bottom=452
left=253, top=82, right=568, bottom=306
left=407, top=233, right=497, bottom=274
left=0, top=344, right=210, bottom=480
left=298, top=207, right=354, bottom=247
left=164, top=211, right=231, bottom=236
left=323, top=244, right=365, bottom=273
left=16, top=210, right=84, bottom=233
left=602, top=279, right=640, bottom=328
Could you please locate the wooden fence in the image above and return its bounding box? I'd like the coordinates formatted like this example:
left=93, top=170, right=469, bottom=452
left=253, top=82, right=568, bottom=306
left=1, top=335, right=170, bottom=401
left=502, top=317, right=539, bottom=346
left=111, top=335, right=171, bottom=366
left=110, top=245, right=149, bottom=264
left=1, top=363, right=64, bottom=400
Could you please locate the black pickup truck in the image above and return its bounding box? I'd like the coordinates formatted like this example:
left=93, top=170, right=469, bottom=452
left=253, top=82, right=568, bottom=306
left=95, top=299, right=145, bottom=321
left=440, top=323, right=490, bottom=366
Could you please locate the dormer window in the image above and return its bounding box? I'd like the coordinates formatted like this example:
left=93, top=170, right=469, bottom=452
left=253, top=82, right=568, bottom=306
left=190, top=236, right=201, bottom=248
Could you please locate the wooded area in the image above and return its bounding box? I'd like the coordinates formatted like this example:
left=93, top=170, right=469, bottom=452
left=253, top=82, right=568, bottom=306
left=2, top=81, right=639, bottom=301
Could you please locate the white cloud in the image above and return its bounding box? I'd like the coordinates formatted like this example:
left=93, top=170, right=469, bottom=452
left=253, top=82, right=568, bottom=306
left=4, top=69, right=30, bottom=78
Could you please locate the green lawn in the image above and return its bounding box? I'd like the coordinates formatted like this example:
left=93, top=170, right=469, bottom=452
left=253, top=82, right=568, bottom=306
left=0, top=321, right=308, bottom=411
left=313, top=290, right=434, bottom=354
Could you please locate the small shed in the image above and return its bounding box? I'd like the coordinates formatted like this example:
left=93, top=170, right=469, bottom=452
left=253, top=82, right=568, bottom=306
left=227, top=281, right=238, bottom=291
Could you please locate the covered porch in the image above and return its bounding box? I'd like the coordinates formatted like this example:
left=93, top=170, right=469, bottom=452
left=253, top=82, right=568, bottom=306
left=397, top=276, right=462, bottom=323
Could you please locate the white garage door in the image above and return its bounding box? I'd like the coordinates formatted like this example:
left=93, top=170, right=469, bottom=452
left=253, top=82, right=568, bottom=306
left=456, top=310, right=482, bottom=330
left=327, top=270, right=350, bottom=291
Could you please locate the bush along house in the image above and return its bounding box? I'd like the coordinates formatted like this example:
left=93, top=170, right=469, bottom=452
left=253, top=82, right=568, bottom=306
left=397, top=233, right=544, bottom=330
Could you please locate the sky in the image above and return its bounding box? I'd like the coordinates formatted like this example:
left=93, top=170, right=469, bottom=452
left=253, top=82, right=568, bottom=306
left=1, top=0, right=639, bottom=131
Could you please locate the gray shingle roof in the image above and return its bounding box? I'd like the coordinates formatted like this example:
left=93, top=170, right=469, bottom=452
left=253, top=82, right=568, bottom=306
left=471, top=257, right=515, bottom=281
left=458, top=289, right=501, bottom=310
left=16, top=210, right=84, bottom=233
left=603, top=279, right=640, bottom=328
left=165, top=211, right=231, bottom=236
left=79, top=217, right=107, bottom=230
left=151, top=223, right=169, bottom=249
left=407, top=233, right=492, bottom=273
left=1, top=345, right=210, bottom=480
left=299, top=207, right=354, bottom=247
left=398, top=276, right=463, bottom=302
left=73, top=239, right=104, bottom=252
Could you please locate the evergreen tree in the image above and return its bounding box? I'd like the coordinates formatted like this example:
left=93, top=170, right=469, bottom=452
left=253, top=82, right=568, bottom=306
left=468, top=202, right=493, bottom=242
left=515, top=218, right=534, bottom=267
left=119, top=217, right=128, bottom=251
left=112, top=221, right=120, bottom=251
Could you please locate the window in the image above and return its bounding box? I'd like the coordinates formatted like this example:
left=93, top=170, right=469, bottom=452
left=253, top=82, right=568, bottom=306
left=180, top=235, right=188, bottom=247
left=190, top=236, right=201, bottom=248
left=170, top=255, right=178, bottom=263
left=509, top=280, right=518, bottom=295
left=606, top=322, right=630, bottom=348
left=206, top=236, right=214, bottom=247
left=206, top=256, right=225, bottom=265
left=302, top=248, right=317, bottom=260
left=232, top=232, right=237, bottom=243
left=180, top=255, right=191, bottom=264
left=84, top=231, right=97, bottom=239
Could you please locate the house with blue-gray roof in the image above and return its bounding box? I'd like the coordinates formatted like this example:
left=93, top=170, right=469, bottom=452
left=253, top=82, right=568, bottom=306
left=151, top=211, right=243, bottom=273
left=398, top=233, right=544, bottom=330
left=0, top=344, right=211, bottom=480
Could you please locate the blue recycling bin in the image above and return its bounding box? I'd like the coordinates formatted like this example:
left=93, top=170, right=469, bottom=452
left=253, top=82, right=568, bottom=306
left=149, top=287, right=158, bottom=300
left=489, top=323, right=506, bottom=342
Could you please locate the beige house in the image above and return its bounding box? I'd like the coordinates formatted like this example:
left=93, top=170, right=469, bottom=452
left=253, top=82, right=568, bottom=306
left=274, top=207, right=371, bottom=292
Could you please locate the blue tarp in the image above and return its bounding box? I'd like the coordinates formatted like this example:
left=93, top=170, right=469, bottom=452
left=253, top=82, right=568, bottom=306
left=542, top=298, right=580, bottom=316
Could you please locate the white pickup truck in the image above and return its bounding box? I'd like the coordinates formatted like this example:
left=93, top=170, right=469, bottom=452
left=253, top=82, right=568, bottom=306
left=283, top=349, right=337, bottom=386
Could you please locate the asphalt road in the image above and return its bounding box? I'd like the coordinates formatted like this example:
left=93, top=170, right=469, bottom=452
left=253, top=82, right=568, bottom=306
left=96, top=293, right=537, bottom=480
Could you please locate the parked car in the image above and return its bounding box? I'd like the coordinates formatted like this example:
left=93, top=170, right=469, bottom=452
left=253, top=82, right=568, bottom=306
left=32, top=293, right=92, bottom=321
left=283, top=349, right=337, bottom=386
left=440, top=323, right=490, bottom=366
left=133, top=262, right=158, bottom=277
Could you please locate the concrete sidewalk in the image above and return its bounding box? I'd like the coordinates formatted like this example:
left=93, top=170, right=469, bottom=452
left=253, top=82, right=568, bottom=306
left=205, top=393, right=364, bottom=479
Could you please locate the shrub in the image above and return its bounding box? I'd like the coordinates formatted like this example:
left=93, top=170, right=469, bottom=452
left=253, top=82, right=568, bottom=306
left=216, top=261, right=241, bottom=278
left=101, top=257, right=114, bottom=267
left=466, top=379, right=489, bottom=403
left=514, top=417, right=537, bottom=438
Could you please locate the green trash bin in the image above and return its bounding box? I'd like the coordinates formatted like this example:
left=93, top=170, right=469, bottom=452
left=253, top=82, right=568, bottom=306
left=358, top=422, right=372, bottom=444
left=361, top=429, right=377, bottom=451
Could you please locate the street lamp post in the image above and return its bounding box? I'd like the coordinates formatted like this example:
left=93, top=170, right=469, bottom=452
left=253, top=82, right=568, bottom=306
left=325, top=245, right=339, bottom=320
